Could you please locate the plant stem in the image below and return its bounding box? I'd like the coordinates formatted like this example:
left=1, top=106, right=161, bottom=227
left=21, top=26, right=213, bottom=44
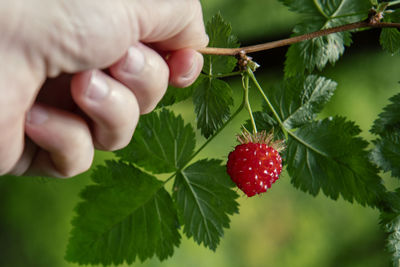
left=208, top=71, right=243, bottom=79
left=163, top=78, right=247, bottom=186
left=198, top=21, right=400, bottom=56
left=242, top=74, right=257, bottom=133
left=247, top=68, right=289, bottom=140
left=186, top=91, right=246, bottom=164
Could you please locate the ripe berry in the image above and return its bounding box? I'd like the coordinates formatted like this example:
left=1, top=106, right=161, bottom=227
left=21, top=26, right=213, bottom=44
left=226, top=130, right=285, bottom=197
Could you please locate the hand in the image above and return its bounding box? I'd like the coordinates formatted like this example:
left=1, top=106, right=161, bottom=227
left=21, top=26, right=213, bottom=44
left=0, top=0, right=208, bottom=177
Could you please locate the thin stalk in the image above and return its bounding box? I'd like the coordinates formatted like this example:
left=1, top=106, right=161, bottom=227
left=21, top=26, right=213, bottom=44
left=163, top=96, right=245, bottom=185
left=198, top=21, right=400, bottom=56
left=247, top=68, right=289, bottom=140
left=242, top=74, right=257, bottom=133
left=209, top=71, right=243, bottom=79
left=163, top=96, right=244, bottom=185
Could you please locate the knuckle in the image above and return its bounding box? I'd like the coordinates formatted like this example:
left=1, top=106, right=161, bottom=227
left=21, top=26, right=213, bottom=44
left=56, top=153, right=93, bottom=178
left=54, top=130, right=94, bottom=178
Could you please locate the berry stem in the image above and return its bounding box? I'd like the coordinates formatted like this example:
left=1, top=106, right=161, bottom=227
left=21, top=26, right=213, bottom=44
left=242, top=73, right=257, bottom=133
left=185, top=88, right=247, bottom=165
left=247, top=68, right=289, bottom=140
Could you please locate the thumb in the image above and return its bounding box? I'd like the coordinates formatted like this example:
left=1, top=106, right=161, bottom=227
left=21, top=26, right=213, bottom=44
left=41, top=0, right=208, bottom=76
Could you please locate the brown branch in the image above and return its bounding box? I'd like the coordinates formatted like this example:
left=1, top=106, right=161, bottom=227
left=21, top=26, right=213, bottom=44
left=198, top=21, right=400, bottom=56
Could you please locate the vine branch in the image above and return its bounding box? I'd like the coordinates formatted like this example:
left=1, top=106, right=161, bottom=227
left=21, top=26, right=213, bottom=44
left=198, top=21, right=400, bottom=56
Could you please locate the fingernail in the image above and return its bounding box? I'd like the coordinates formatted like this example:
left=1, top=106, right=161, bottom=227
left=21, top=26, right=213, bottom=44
left=121, top=46, right=145, bottom=75
left=26, top=105, right=48, bottom=125
left=86, top=71, right=109, bottom=101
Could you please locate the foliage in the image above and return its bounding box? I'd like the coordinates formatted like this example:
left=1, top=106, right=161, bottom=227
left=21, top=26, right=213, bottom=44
left=65, top=1, right=400, bottom=266
left=280, top=0, right=371, bottom=76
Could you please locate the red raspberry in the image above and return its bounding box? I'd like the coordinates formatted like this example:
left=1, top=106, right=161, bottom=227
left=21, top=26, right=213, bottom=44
left=226, top=130, right=285, bottom=197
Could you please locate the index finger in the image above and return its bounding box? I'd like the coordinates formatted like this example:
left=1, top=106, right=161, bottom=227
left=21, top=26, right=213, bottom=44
left=132, top=0, right=209, bottom=50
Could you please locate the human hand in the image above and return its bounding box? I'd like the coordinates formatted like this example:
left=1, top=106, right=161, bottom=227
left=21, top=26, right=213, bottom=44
left=0, top=0, right=208, bottom=177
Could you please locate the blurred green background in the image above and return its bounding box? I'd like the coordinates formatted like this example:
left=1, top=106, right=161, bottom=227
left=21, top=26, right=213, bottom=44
left=1, top=1, right=400, bottom=266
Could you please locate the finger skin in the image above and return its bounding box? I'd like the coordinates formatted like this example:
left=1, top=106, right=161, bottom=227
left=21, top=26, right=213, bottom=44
left=71, top=70, right=140, bottom=151
left=0, top=0, right=208, bottom=177
left=0, top=53, right=41, bottom=175
left=25, top=104, right=94, bottom=178
left=109, top=43, right=169, bottom=114
left=28, top=0, right=208, bottom=76
left=134, top=0, right=209, bottom=49
left=167, top=49, right=204, bottom=88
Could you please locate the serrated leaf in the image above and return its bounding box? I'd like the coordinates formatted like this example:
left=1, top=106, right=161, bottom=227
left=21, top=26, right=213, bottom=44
left=244, top=111, right=280, bottom=134
left=156, top=85, right=194, bottom=109
left=383, top=213, right=400, bottom=267
left=249, top=75, right=336, bottom=132
left=281, top=0, right=371, bottom=75
left=173, top=159, right=239, bottom=250
left=65, top=161, right=180, bottom=265
left=371, top=92, right=400, bottom=136
left=381, top=190, right=400, bottom=267
left=203, top=13, right=239, bottom=75
left=286, top=117, right=386, bottom=207
left=371, top=136, right=400, bottom=178
left=193, top=74, right=234, bottom=138
left=380, top=10, right=400, bottom=55
left=380, top=28, right=400, bottom=54
left=371, top=92, right=400, bottom=178
left=271, top=75, right=336, bottom=129
left=115, top=109, right=195, bottom=174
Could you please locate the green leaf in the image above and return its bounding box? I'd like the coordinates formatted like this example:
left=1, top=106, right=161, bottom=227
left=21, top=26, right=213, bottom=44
left=192, top=13, right=238, bottom=138
left=380, top=190, right=400, bottom=267
left=380, top=10, right=400, bottom=55
left=380, top=28, right=400, bottom=55
left=115, top=109, right=195, bottom=174
left=249, top=75, right=336, bottom=133
left=370, top=93, right=400, bottom=178
left=193, top=74, right=234, bottom=138
left=173, top=159, right=239, bottom=250
left=371, top=93, right=400, bottom=136
left=280, top=0, right=371, bottom=75
left=286, top=117, right=386, bottom=207
left=65, top=161, right=180, bottom=265
left=203, top=13, right=239, bottom=75
left=156, top=85, right=193, bottom=109
left=371, top=136, right=400, bottom=178
left=269, top=75, right=336, bottom=129
left=279, top=0, right=321, bottom=15
left=382, top=213, right=400, bottom=267
left=245, top=111, right=279, bottom=134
